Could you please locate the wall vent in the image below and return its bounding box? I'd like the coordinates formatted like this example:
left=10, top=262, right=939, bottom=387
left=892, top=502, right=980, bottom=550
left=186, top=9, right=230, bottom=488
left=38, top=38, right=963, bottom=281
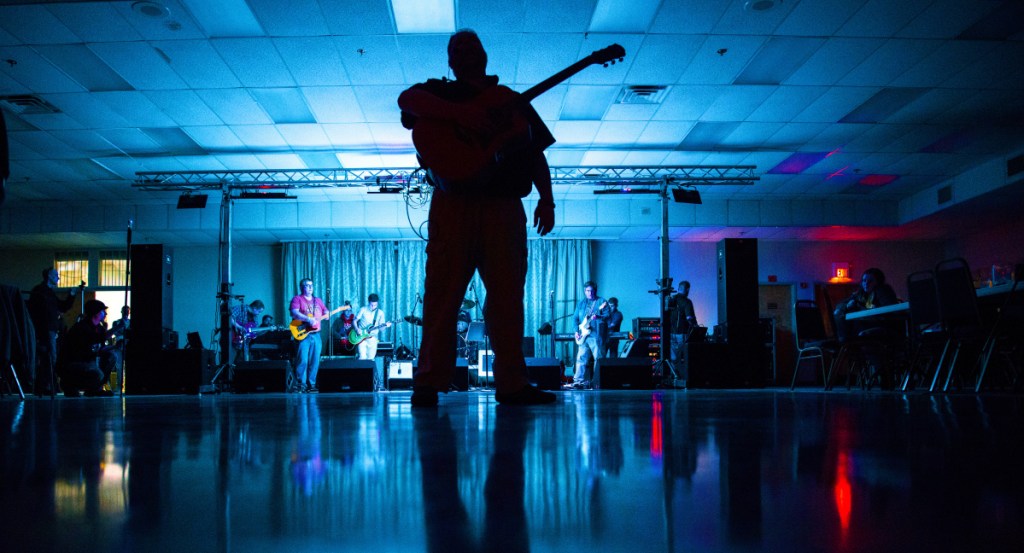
left=0, top=95, right=61, bottom=115
left=937, top=185, right=953, bottom=205
left=617, top=85, right=669, bottom=105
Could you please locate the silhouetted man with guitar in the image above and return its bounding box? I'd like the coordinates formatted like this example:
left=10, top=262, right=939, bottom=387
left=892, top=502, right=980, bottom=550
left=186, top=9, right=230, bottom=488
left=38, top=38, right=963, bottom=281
left=400, top=29, right=613, bottom=406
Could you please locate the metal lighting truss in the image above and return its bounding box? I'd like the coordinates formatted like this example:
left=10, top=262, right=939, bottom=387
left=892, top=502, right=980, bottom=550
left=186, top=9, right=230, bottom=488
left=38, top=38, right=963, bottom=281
left=133, top=165, right=757, bottom=191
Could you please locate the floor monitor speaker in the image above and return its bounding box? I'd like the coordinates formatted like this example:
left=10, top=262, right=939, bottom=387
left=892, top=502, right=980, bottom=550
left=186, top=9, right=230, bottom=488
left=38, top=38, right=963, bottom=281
left=233, top=360, right=288, bottom=393
left=594, top=358, right=655, bottom=390
left=411, top=359, right=469, bottom=391
left=318, top=358, right=374, bottom=392
left=525, top=357, right=562, bottom=390
left=684, top=342, right=767, bottom=388
left=125, top=347, right=213, bottom=395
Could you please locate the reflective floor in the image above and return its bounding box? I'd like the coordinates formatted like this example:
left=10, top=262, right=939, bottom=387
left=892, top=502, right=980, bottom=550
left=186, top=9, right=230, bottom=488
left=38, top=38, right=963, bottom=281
left=2, top=389, right=1023, bottom=553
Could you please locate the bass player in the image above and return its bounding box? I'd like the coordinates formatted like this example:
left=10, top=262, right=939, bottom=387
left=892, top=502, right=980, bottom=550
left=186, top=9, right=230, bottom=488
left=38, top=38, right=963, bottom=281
left=230, top=299, right=265, bottom=362
left=570, top=281, right=610, bottom=389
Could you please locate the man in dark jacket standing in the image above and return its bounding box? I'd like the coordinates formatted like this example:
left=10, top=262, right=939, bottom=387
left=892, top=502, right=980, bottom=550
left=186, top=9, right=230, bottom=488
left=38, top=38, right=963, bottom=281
left=27, top=267, right=82, bottom=394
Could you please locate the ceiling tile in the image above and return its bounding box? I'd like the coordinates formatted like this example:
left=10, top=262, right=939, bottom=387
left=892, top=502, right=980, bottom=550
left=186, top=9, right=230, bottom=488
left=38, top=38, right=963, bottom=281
left=144, top=90, right=224, bottom=126
left=334, top=36, right=406, bottom=86
left=89, top=42, right=188, bottom=90
left=196, top=89, right=273, bottom=125
left=211, top=38, right=295, bottom=88
left=678, top=35, right=767, bottom=85
left=785, top=38, right=882, bottom=86
left=523, top=0, right=596, bottom=33
left=836, top=0, right=932, bottom=38
left=151, top=39, right=241, bottom=89
left=0, top=45, right=86, bottom=93
left=320, top=0, right=396, bottom=35
left=274, top=37, right=351, bottom=87
left=45, top=2, right=142, bottom=43
left=625, top=35, right=704, bottom=85
left=302, top=87, right=365, bottom=124
left=246, top=0, right=327, bottom=36
left=0, top=5, right=79, bottom=44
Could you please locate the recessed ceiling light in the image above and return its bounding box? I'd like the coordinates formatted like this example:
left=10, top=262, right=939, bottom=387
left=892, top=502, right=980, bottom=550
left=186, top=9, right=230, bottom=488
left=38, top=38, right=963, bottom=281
left=132, top=1, right=170, bottom=19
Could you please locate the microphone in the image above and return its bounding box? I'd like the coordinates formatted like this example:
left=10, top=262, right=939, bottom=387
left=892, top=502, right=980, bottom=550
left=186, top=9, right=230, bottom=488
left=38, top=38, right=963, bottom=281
left=415, top=292, right=422, bottom=303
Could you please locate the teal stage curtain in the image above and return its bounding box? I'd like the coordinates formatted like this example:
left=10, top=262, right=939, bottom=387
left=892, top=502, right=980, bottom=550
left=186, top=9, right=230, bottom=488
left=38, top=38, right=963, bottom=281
left=283, top=239, right=591, bottom=365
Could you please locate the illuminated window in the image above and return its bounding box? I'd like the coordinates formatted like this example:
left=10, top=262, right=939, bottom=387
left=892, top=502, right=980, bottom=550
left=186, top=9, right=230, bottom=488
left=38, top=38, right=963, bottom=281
left=54, top=251, right=88, bottom=287
left=100, top=250, right=128, bottom=287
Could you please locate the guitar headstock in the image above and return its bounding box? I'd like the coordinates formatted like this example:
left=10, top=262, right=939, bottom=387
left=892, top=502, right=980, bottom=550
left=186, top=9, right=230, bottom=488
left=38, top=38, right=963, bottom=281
left=589, top=44, right=626, bottom=68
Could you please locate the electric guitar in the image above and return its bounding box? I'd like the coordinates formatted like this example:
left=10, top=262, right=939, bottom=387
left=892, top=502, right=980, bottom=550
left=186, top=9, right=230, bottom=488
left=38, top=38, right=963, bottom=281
left=412, top=43, right=626, bottom=186
left=232, top=322, right=282, bottom=347
left=575, top=301, right=608, bottom=346
left=348, top=320, right=400, bottom=347
left=290, top=305, right=351, bottom=341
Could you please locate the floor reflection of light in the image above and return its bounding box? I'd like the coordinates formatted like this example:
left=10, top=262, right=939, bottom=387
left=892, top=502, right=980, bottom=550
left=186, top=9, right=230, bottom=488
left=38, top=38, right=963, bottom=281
left=651, top=393, right=663, bottom=460
left=834, top=451, right=852, bottom=535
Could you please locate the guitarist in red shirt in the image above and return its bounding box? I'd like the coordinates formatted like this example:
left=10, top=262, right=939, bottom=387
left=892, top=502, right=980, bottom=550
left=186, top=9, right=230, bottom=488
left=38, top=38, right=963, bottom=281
left=398, top=29, right=557, bottom=406
left=289, top=278, right=328, bottom=393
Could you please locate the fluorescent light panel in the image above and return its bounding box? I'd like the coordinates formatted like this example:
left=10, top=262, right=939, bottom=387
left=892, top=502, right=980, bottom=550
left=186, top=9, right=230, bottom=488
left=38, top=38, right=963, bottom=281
left=391, top=0, right=455, bottom=34
left=589, top=0, right=660, bottom=32
left=767, top=152, right=831, bottom=174
left=180, top=0, right=263, bottom=37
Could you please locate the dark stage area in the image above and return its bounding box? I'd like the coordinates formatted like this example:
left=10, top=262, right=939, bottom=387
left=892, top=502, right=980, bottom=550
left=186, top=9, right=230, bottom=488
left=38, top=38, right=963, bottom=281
left=2, top=389, right=1023, bottom=552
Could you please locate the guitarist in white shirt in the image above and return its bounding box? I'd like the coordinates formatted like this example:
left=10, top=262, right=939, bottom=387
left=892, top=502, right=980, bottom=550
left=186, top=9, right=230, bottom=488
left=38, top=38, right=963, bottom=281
left=289, top=278, right=327, bottom=393
left=571, top=281, right=611, bottom=389
left=353, top=293, right=391, bottom=362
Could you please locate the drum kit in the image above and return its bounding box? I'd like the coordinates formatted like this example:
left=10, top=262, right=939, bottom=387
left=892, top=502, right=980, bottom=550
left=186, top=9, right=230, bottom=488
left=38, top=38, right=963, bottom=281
left=402, top=298, right=481, bottom=359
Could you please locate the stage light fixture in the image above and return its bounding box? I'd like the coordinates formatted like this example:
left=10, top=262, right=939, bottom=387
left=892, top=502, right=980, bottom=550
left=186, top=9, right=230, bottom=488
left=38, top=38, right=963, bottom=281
left=176, top=193, right=208, bottom=209
left=593, top=187, right=659, bottom=195
left=368, top=186, right=404, bottom=194
left=671, top=186, right=702, bottom=204
left=235, top=191, right=295, bottom=200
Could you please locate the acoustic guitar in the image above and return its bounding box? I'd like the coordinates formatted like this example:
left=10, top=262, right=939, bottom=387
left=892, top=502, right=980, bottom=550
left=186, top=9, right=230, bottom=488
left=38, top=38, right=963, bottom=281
left=412, top=44, right=626, bottom=186
left=290, top=305, right=351, bottom=341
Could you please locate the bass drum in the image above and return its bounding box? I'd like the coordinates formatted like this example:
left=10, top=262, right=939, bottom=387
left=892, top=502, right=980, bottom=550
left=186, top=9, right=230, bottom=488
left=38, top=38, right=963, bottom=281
left=456, top=309, right=471, bottom=333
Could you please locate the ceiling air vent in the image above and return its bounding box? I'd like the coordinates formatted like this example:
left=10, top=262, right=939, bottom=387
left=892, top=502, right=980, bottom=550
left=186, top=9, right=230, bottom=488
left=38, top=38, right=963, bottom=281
left=0, top=95, right=61, bottom=115
left=617, top=85, right=669, bottom=105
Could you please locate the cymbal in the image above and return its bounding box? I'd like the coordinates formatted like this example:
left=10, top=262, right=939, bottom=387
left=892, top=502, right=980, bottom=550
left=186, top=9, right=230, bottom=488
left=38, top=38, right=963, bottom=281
left=403, top=315, right=423, bottom=326
left=462, top=298, right=476, bottom=309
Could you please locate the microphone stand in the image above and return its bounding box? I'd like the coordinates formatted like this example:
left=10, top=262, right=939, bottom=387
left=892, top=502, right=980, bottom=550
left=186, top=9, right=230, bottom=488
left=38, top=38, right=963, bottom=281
left=325, top=287, right=332, bottom=357
left=119, top=220, right=132, bottom=397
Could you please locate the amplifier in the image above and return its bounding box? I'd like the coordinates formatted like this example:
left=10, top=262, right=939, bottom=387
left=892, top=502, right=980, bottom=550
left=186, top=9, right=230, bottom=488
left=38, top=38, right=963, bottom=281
left=632, top=317, right=662, bottom=340
left=525, top=357, right=562, bottom=390
left=412, top=359, right=469, bottom=391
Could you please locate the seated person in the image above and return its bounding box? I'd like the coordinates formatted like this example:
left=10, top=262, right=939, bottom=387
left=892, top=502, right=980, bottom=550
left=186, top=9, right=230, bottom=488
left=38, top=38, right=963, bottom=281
left=833, top=267, right=901, bottom=389
left=833, top=268, right=899, bottom=341
left=56, top=299, right=115, bottom=397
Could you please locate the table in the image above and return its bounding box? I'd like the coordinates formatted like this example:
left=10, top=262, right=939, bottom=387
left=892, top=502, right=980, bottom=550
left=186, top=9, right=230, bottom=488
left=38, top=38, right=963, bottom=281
left=844, top=281, right=1020, bottom=321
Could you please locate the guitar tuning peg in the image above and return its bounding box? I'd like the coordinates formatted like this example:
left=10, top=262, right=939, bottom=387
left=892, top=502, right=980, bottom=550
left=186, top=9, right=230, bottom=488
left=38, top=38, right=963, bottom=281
left=603, top=63, right=608, bottom=67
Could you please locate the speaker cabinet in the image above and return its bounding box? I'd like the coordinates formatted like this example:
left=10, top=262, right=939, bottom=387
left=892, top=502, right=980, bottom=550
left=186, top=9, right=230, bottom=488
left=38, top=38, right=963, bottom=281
left=684, top=342, right=767, bottom=389
left=125, top=347, right=213, bottom=394
left=716, top=238, right=759, bottom=344
left=594, top=358, right=655, bottom=390
left=233, top=360, right=288, bottom=393
left=525, top=357, right=562, bottom=390
left=130, top=244, right=173, bottom=351
left=412, top=359, right=469, bottom=391
left=318, top=358, right=375, bottom=392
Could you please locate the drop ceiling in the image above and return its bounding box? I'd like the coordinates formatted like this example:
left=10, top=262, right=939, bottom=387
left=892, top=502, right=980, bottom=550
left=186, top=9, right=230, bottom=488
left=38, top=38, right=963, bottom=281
left=1, top=0, right=1023, bottom=247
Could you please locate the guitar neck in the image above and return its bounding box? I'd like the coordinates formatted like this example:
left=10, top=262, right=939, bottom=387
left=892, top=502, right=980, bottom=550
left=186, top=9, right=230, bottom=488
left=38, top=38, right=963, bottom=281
left=520, top=57, right=597, bottom=103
